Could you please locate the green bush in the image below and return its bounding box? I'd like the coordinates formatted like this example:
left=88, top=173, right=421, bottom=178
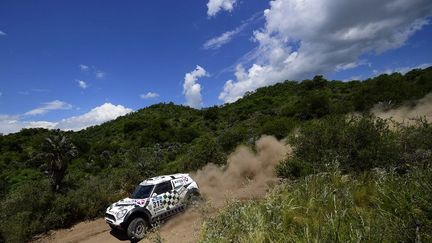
left=260, top=117, right=296, bottom=140
left=0, top=180, right=53, bottom=243
left=181, top=136, right=226, bottom=171
left=278, top=115, right=402, bottom=178
left=295, top=91, right=330, bottom=119
left=217, top=126, right=248, bottom=152
left=276, top=157, right=312, bottom=179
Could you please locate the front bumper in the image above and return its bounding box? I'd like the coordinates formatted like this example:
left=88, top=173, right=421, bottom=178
left=105, top=212, right=124, bottom=227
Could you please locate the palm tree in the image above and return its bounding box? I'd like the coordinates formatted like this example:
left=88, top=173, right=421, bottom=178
left=41, top=133, right=78, bottom=192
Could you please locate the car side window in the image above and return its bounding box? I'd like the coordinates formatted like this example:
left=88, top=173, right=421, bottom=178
left=153, top=181, right=173, bottom=195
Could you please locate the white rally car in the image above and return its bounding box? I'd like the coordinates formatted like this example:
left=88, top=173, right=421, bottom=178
left=105, top=173, right=200, bottom=241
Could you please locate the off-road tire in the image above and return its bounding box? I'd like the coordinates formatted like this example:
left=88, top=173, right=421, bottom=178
left=185, top=189, right=201, bottom=206
left=127, top=217, right=148, bottom=242
left=109, top=224, right=118, bottom=231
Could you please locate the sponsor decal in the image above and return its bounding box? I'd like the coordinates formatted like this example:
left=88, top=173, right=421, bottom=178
left=172, top=179, right=184, bottom=187
left=136, top=199, right=146, bottom=206
left=173, top=177, right=190, bottom=188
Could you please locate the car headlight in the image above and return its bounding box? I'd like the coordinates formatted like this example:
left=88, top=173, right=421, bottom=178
left=116, top=209, right=128, bottom=219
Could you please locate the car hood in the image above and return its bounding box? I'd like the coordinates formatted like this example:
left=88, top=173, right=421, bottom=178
left=112, top=197, right=148, bottom=208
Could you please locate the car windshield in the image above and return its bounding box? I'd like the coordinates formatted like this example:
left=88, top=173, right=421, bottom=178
left=131, top=185, right=154, bottom=199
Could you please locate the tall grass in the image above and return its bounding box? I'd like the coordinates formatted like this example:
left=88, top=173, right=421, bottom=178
left=200, top=166, right=432, bottom=242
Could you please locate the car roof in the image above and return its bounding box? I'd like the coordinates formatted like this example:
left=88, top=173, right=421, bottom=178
left=139, top=173, right=189, bottom=186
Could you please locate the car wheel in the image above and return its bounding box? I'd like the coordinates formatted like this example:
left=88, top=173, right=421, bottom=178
left=127, top=217, right=148, bottom=242
left=185, top=189, right=201, bottom=206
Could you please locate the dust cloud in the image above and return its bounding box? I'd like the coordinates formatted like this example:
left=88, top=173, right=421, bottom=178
left=372, top=93, right=432, bottom=124
left=192, top=135, right=291, bottom=206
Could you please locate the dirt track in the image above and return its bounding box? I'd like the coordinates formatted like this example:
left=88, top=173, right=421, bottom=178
left=34, top=207, right=203, bottom=243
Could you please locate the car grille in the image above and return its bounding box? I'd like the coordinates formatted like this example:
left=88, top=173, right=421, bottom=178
left=105, top=213, right=116, bottom=221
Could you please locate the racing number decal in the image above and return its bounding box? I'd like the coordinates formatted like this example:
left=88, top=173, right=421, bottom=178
left=152, top=197, right=163, bottom=210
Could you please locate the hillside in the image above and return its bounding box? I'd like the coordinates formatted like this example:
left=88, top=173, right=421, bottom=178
left=202, top=165, right=432, bottom=242
left=0, top=67, right=432, bottom=242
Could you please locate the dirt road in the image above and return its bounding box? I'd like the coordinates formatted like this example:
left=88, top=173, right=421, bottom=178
left=34, top=206, right=204, bottom=243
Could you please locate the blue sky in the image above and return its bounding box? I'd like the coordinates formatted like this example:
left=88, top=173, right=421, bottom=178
left=0, top=0, right=431, bottom=134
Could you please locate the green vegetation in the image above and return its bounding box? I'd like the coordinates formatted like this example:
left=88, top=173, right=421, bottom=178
left=201, top=116, right=432, bottom=242
left=201, top=166, right=432, bottom=242
left=39, top=134, right=78, bottom=191
left=0, top=67, right=431, bottom=242
left=277, top=115, right=432, bottom=178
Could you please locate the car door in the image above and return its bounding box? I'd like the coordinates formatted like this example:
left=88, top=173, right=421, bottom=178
left=150, top=181, right=178, bottom=215
left=171, top=177, right=188, bottom=200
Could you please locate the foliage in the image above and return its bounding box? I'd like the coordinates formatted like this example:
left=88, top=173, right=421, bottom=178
left=277, top=115, right=432, bottom=179
left=201, top=166, right=432, bottom=242
left=180, top=136, right=226, bottom=171
left=260, top=117, right=296, bottom=139
left=39, top=133, right=78, bottom=191
left=0, top=67, right=431, bottom=242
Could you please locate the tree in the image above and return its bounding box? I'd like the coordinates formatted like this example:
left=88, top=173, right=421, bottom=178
left=260, top=117, right=295, bottom=139
left=295, top=91, right=330, bottom=119
left=182, top=136, right=226, bottom=171
left=40, top=134, right=78, bottom=192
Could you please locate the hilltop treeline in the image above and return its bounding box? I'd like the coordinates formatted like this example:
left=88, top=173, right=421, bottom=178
left=0, top=67, right=431, bottom=242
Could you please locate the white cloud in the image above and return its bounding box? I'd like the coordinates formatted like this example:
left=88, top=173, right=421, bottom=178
left=79, top=64, right=89, bottom=71
left=0, top=115, right=26, bottom=135
left=77, top=80, right=88, bottom=89
left=183, top=66, right=207, bottom=108
left=95, top=71, right=106, bottom=79
left=24, top=100, right=73, bottom=116
left=26, top=121, right=58, bottom=130
left=374, top=63, right=431, bottom=76
left=342, top=75, right=363, bottom=82
left=219, top=0, right=432, bottom=103
left=207, top=0, right=236, bottom=16
left=0, top=103, right=133, bottom=134
left=204, top=30, right=240, bottom=50
left=79, top=64, right=106, bottom=79
left=56, top=103, right=132, bottom=131
left=140, top=92, right=160, bottom=99
left=0, top=115, right=58, bottom=135
left=335, top=61, right=368, bottom=72
left=204, top=12, right=263, bottom=50
left=0, top=30, right=6, bottom=36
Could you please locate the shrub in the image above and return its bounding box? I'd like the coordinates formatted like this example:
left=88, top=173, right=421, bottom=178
left=175, top=126, right=200, bottom=143
left=276, top=157, right=312, bottom=179
left=260, top=117, right=296, bottom=140
left=181, top=136, right=226, bottom=171
left=217, top=126, right=248, bottom=152
left=279, top=115, right=401, bottom=178
left=295, top=91, right=331, bottom=119
left=0, top=180, right=53, bottom=243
